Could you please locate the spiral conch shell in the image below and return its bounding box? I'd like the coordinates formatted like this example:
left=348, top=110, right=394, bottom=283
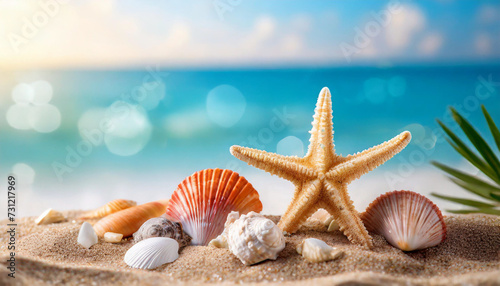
left=226, top=211, right=285, bottom=265
left=296, top=238, right=344, bottom=263
left=79, top=199, right=136, bottom=220
left=93, top=200, right=169, bottom=237
left=133, top=217, right=191, bottom=247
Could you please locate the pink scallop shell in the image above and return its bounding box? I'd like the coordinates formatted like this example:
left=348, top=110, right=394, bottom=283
left=165, top=169, right=263, bottom=245
left=360, top=190, right=446, bottom=251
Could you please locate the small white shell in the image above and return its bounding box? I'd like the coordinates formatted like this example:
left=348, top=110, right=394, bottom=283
left=296, top=238, right=344, bottom=263
left=327, top=220, right=340, bottom=232
left=227, top=212, right=285, bottom=265
left=78, top=222, right=98, bottom=249
left=209, top=211, right=240, bottom=248
left=124, top=237, right=179, bottom=269
left=104, top=232, right=123, bottom=243
left=35, top=208, right=64, bottom=225
left=308, top=209, right=339, bottom=232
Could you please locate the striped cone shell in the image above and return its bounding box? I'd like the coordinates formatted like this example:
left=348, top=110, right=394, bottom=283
left=93, top=200, right=169, bottom=237
left=79, top=199, right=137, bottom=220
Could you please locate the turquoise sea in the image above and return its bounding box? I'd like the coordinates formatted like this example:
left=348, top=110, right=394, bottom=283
left=1, top=65, right=499, bottom=217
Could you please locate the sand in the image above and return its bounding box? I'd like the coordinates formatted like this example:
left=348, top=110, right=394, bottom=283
left=0, top=212, right=499, bottom=286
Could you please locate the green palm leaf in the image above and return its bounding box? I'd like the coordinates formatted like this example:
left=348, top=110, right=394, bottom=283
left=437, top=118, right=499, bottom=183
left=450, top=107, right=500, bottom=180
left=432, top=106, right=500, bottom=215
left=482, top=105, right=500, bottom=152
left=431, top=193, right=496, bottom=208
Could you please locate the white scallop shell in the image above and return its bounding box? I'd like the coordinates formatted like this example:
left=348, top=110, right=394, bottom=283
left=227, top=212, right=285, bottom=265
left=124, top=237, right=179, bottom=269
left=78, top=222, right=98, bottom=249
left=296, top=238, right=344, bottom=263
left=209, top=211, right=240, bottom=249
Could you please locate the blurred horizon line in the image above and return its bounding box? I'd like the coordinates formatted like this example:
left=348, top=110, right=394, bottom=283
left=2, top=60, right=500, bottom=72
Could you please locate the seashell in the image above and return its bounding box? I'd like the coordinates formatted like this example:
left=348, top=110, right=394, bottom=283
left=209, top=211, right=240, bottom=248
left=133, top=217, right=191, bottom=247
left=227, top=211, right=285, bottom=265
left=78, top=222, right=98, bottom=249
left=35, top=208, right=64, bottom=225
left=93, top=200, right=169, bottom=238
left=360, top=190, right=447, bottom=251
left=309, top=208, right=334, bottom=226
left=79, top=199, right=137, bottom=220
left=308, top=208, right=339, bottom=232
left=104, top=232, right=123, bottom=243
left=124, top=237, right=179, bottom=269
left=327, top=220, right=340, bottom=232
left=166, top=169, right=263, bottom=245
left=296, top=238, right=344, bottom=263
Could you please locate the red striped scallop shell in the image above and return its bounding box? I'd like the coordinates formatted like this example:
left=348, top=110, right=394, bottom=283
left=360, top=190, right=446, bottom=251
left=165, top=169, right=263, bottom=245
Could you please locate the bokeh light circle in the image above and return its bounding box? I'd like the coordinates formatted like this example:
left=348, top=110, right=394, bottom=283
left=12, top=83, right=34, bottom=104
left=387, top=76, right=407, bottom=97
left=363, top=77, right=387, bottom=104
left=31, top=80, right=53, bottom=104
left=138, top=81, right=166, bottom=110
left=29, top=104, right=61, bottom=133
left=104, top=102, right=152, bottom=156
left=6, top=103, right=32, bottom=130
left=12, top=163, right=36, bottom=185
left=78, top=108, right=107, bottom=145
left=206, top=84, right=246, bottom=128
left=403, top=123, right=437, bottom=150
left=277, top=136, right=304, bottom=157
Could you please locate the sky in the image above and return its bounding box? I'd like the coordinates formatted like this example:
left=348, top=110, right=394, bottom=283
left=0, top=0, right=499, bottom=70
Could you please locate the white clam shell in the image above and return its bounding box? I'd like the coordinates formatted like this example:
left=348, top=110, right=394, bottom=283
left=78, top=222, right=98, bottom=249
left=35, top=208, right=64, bottom=225
left=227, top=211, right=285, bottom=265
left=104, top=232, right=123, bottom=243
left=296, top=238, right=344, bottom=263
left=124, top=237, right=179, bottom=269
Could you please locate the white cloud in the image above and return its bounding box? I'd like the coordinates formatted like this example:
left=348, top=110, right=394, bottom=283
left=418, top=32, right=443, bottom=55
left=477, top=5, right=500, bottom=24
left=385, top=4, right=426, bottom=51
left=475, top=33, right=492, bottom=54
left=243, top=15, right=276, bottom=50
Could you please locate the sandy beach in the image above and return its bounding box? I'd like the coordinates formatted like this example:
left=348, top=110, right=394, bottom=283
left=0, top=211, right=499, bottom=286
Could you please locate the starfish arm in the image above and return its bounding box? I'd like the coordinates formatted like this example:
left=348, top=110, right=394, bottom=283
left=277, top=179, right=323, bottom=233
left=322, top=181, right=373, bottom=249
left=230, top=145, right=317, bottom=182
left=304, top=87, right=336, bottom=172
left=326, top=131, right=411, bottom=184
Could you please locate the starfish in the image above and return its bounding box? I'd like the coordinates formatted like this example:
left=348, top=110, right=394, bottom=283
left=230, top=87, right=411, bottom=248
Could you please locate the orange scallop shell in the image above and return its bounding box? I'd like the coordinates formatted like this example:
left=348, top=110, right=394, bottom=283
left=165, top=169, right=263, bottom=245
left=93, top=200, right=169, bottom=237
left=79, top=199, right=137, bottom=220
left=360, top=190, right=446, bottom=251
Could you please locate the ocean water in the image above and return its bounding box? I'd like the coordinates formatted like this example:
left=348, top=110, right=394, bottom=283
left=1, top=65, right=499, bottom=218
